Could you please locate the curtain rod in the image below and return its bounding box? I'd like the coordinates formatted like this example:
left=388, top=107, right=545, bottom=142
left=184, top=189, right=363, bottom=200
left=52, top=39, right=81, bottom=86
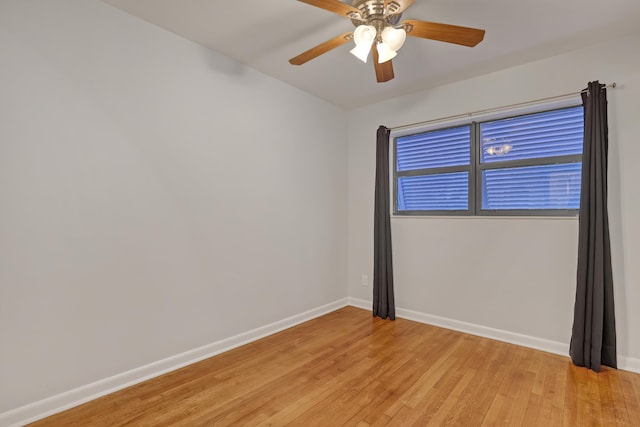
left=389, top=82, right=617, bottom=132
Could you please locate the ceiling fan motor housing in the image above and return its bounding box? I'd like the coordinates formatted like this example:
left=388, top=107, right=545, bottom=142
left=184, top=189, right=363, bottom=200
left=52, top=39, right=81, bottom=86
left=350, top=0, right=403, bottom=31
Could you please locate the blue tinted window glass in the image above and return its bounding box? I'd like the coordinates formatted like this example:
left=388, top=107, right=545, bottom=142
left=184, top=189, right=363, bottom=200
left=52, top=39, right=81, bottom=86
left=480, top=106, right=583, bottom=163
left=398, top=172, right=468, bottom=211
left=397, top=126, right=470, bottom=171
left=482, top=163, right=582, bottom=210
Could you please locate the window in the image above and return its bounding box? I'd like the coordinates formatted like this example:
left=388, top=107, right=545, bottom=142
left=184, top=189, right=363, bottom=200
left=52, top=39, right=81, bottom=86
left=394, top=105, right=584, bottom=216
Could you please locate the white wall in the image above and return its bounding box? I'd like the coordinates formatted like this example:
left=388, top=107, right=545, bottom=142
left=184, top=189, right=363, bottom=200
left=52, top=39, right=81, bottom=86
left=348, top=31, right=640, bottom=363
left=1, top=0, right=638, bottom=418
left=0, top=0, right=347, bottom=413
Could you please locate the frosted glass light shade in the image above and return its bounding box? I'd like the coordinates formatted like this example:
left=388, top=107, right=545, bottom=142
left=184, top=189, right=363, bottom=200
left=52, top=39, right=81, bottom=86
left=381, top=26, right=406, bottom=51
left=376, top=42, right=397, bottom=63
left=350, top=25, right=376, bottom=63
left=351, top=44, right=373, bottom=62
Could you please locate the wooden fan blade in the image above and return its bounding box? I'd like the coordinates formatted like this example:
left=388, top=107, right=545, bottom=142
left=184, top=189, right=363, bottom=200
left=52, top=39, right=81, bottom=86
left=402, top=19, right=485, bottom=47
left=289, top=32, right=353, bottom=65
left=372, top=45, right=395, bottom=83
left=297, top=0, right=361, bottom=19
left=384, top=0, right=414, bottom=15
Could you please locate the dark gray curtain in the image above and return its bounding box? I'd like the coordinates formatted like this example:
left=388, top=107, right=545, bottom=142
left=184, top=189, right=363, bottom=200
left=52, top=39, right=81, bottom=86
left=570, top=81, right=617, bottom=372
left=373, top=126, right=395, bottom=320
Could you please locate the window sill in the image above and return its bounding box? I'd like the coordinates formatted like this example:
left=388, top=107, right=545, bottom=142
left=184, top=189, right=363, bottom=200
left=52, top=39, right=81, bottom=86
left=391, top=215, right=578, bottom=220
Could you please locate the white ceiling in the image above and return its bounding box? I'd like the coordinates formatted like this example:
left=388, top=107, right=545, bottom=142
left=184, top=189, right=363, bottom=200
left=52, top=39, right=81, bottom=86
left=102, top=0, right=640, bottom=109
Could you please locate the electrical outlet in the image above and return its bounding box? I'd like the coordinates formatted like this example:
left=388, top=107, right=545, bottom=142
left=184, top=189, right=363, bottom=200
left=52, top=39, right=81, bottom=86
left=361, top=274, right=368, bottom=287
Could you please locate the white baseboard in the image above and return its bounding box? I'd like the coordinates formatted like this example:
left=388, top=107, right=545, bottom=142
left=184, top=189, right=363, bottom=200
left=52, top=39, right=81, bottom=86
left=0, top=298, right=349, bottom=427
left=619, top=355, right=640, bottom=373
left=347, top=297, right=371, bottom=311
left=347, top=297, right=640, bottom=374
left=396, top=305, right=569, bottom=357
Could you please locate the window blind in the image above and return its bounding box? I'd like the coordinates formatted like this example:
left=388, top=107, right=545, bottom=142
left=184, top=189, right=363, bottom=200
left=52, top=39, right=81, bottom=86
left=480, top=106, right=584, bottom=163
left=397, top=126, right=470, bottom=171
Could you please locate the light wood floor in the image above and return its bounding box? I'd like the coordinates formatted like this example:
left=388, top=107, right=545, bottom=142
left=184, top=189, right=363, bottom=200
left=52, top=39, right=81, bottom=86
left=31, top=306, right=640, bottom=426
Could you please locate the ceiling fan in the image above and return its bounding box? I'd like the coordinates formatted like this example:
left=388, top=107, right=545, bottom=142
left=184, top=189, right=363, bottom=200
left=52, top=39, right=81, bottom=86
left=289, top=0, right=485, bottom=83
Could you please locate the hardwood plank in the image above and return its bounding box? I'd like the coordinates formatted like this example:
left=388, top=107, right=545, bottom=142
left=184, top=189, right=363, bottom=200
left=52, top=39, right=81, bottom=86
left=550, top=359, right=569, bottom=423
left=536, top=358, right=562, bottom=424
left=29, top=306, right=640, bottom=426
left=450, top=343, right=514, bottom=426
left=351, top=327, right=463, bottom=425
left=620, top=372, right=640, bottom=423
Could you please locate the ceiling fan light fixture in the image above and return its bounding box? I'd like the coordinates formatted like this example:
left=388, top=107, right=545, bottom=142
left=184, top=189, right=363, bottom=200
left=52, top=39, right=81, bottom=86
left=376, top=41, right=397, bottom=63
left=350, top=44, right=372, bottom=63
left=290, top=0, right=486, bottom=83
left=350, top=24, right=376, bottom=63
left=381, top=26, right=406, bottom=51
